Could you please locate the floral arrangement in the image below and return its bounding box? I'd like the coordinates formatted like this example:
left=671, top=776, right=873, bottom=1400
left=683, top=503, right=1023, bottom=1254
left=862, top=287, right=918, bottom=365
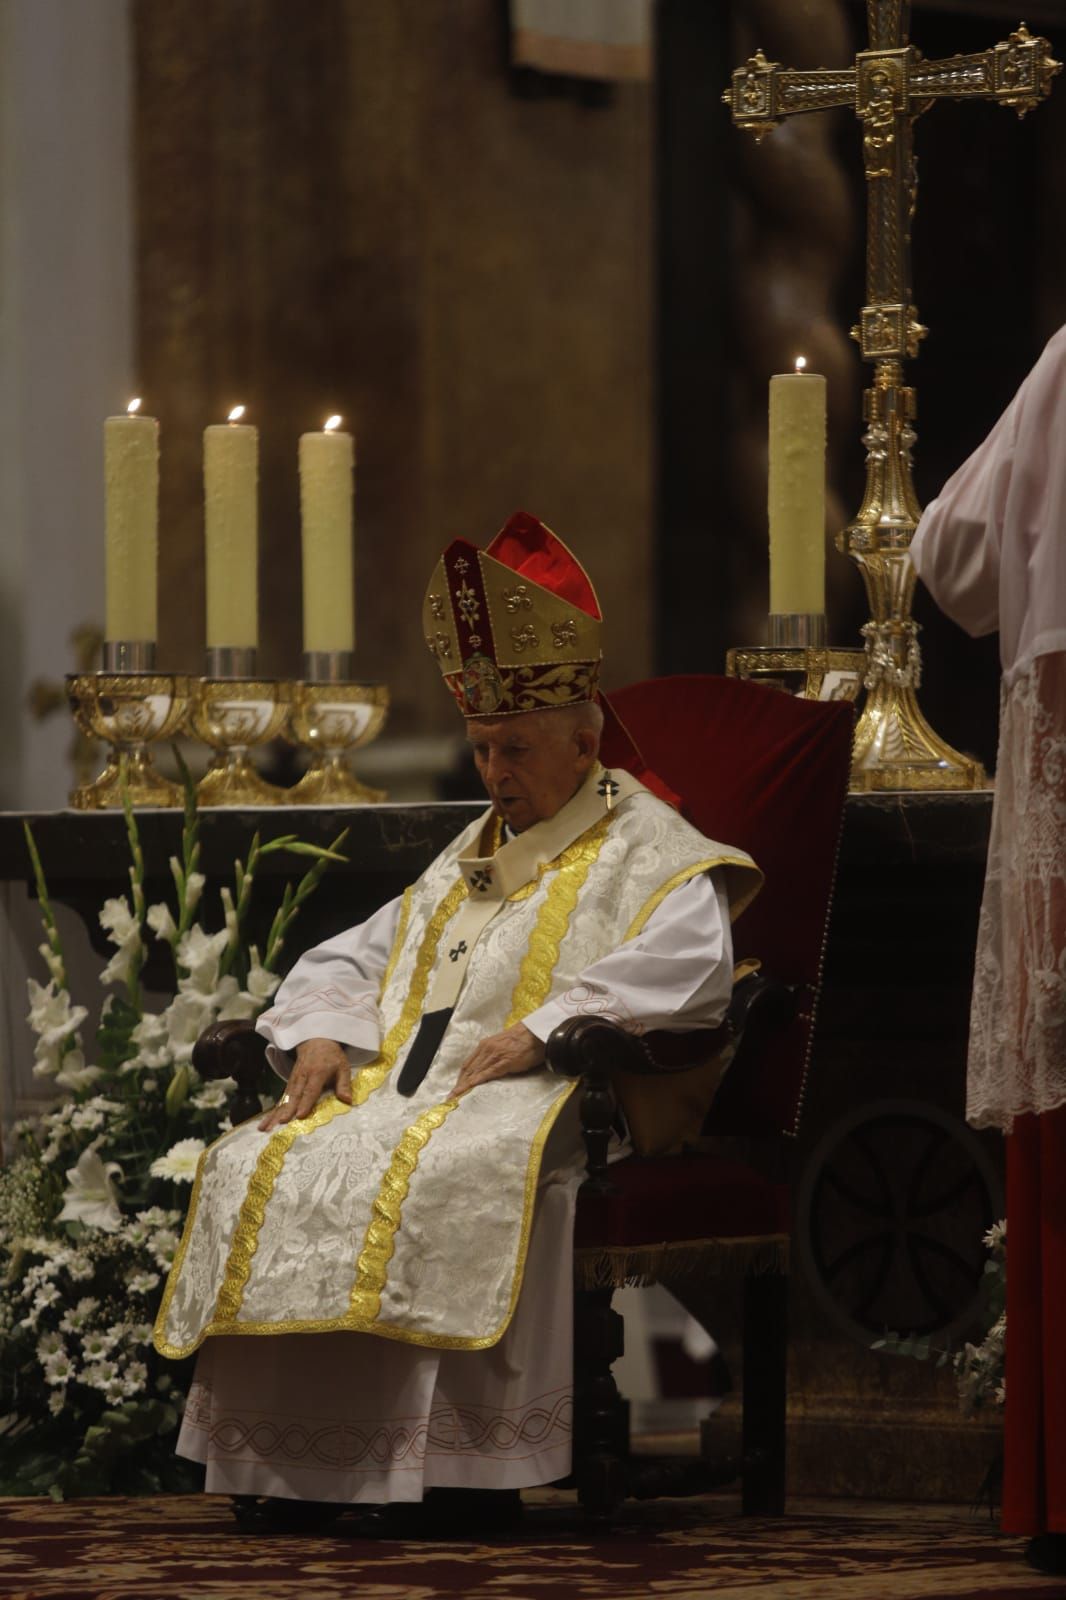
left=0, top=782, right=345, bottom=1497
left=874, top=1220, right=1006, bottom=1417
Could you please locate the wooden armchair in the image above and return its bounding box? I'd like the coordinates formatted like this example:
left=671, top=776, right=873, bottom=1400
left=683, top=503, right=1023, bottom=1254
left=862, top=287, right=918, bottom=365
left=195, top=674, right=853, bottom=1522
left=545, top=674, right=855, bottom=1518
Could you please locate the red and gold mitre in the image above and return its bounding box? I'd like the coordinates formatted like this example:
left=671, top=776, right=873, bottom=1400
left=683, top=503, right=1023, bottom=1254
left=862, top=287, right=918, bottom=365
left=423, top=512, right=603, bottom=717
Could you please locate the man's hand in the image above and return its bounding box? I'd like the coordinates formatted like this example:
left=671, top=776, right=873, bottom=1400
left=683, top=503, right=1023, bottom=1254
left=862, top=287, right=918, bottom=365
left=258, top=1037, right=353, bottom=1132
left=450, top=1022, right=544, bottom=1098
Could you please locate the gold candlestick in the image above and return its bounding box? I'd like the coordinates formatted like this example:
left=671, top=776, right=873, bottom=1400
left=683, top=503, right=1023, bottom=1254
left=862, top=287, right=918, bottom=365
left=725, top=11, right=1060, bottom=789
left=287, top=655, right=387, bottom=805
left=67, top=658, right=189, bottom=810
left=188, top=659, right=290, bottom=806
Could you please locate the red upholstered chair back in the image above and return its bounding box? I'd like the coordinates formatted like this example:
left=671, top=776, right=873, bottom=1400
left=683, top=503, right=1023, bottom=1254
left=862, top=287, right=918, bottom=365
left=601, top=675, right=854, bottom=1138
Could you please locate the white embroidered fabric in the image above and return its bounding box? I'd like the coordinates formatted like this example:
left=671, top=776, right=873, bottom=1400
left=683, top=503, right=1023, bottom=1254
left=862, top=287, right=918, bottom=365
left=912, top=325, right=1066, bottom=1132
left=967, top=653, right=1066, bottom=1131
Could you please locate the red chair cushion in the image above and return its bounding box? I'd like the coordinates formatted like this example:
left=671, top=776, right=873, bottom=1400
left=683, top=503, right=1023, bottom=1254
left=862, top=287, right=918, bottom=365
left=573, top=1152, right=790, bottom=1250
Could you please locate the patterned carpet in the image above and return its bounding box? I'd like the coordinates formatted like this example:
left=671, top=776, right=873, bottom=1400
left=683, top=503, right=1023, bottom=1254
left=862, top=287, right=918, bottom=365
left=1, top=1490, right=1064, bottom=1600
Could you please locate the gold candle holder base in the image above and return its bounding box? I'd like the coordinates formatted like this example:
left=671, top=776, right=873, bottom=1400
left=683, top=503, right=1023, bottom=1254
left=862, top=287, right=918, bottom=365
left=726, top=645, right=866, bottom=702
left=287, top=678, right=389, bottom=805
left=188, top=678, right=291, bottom=807
left=67, top=672, right=190, bottom=809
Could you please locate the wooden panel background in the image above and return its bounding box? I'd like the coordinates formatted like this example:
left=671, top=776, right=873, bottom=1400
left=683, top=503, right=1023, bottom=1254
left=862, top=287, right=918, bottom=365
left=134, top=0, right=653, bottom=738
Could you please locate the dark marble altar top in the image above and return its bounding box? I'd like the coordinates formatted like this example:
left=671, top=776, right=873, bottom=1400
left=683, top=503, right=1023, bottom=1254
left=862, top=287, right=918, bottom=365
left=0, top=790, right=994, bottom=887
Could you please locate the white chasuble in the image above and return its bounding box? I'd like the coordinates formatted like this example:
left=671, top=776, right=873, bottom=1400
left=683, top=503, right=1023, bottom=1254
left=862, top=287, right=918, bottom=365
left=154, top=766, right=758, bottom=1361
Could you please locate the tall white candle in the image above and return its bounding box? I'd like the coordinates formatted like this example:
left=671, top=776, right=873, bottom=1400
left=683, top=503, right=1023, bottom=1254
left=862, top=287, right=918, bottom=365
left=104, top=400, right=159, bottom=642
left=203, top=407, right=258, bottom=649
left=768, top=359, right=827, bottom=616
left=299, top=416, right=355, bottom=654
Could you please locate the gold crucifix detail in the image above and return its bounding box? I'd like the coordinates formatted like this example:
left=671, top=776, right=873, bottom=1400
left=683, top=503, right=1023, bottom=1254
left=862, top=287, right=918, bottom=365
left=725, top=3, right=1060, bottom=791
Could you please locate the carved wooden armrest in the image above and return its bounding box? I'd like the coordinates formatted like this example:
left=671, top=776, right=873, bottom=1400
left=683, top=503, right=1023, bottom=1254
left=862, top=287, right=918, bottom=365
left=544, top=974, right=798, bottom=1190
left=192, top=1018, right=270, bottom=1124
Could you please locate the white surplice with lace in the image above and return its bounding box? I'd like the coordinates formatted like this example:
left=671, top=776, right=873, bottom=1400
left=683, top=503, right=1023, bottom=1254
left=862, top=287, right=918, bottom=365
left=911, top=326, right=1066, bottom=1133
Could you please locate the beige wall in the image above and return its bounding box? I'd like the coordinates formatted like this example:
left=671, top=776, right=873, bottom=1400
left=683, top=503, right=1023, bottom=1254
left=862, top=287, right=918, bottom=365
left=135, top=0, right=653, bottom=739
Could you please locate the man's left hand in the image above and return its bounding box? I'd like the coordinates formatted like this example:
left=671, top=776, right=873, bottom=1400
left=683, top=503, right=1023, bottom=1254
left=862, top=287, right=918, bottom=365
left=451, top=1022, right=544, bottom=1097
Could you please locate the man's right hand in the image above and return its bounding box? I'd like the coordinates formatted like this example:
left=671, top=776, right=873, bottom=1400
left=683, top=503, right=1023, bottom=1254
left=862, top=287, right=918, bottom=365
left=258, top=1037, right=353, bottom=1132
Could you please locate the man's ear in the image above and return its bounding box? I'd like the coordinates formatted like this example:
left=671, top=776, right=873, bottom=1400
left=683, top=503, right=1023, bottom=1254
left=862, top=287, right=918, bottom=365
left=574, top=725, right=599, bottom=768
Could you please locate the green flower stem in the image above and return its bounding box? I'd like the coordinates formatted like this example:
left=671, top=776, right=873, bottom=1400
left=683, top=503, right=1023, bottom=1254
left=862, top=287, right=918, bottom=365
left=120, top=786, right=147, bottom=1008
left=263, top=830, right=349, bottom=972
left=22, top=823, right=67, bottom=991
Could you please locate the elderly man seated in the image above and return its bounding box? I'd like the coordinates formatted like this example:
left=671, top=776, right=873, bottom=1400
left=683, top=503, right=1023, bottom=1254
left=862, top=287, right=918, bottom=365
left=154, top=513, right=759, bottom=1527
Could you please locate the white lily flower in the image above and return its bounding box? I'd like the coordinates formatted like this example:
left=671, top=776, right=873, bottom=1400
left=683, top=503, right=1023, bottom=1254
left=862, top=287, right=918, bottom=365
left=150, top=1137, right=205, bottom=1184
left=146, top=902, right=178, bottom=943
left=57, top=1148, right=124, bottom=1232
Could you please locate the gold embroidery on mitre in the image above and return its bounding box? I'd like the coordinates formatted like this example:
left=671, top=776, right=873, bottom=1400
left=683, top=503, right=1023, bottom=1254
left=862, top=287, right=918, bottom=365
left=443, top=660, right=600, bottom=717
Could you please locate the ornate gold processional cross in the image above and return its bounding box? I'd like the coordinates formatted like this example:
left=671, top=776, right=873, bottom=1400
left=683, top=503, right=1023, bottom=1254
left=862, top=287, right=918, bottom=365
left=724, top=2, right=1060, bottom=790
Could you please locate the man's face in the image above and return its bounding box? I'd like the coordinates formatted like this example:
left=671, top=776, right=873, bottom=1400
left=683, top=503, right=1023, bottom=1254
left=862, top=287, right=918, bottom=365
left=465, top=710, right=598, bottom=834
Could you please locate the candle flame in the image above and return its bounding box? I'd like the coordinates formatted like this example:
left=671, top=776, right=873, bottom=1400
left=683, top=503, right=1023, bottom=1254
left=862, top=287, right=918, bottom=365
left=324, top=414, right=342, bottom=432
left=227, top=405, right=246, bottom=423
left=127, top=397, right=142, bottom=415
left=794, top=356, right=807, bottom=373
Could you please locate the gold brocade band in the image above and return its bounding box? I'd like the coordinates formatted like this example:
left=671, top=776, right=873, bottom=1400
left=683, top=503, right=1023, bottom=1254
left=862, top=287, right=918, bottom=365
left=346, top=808, right=614, bottom=1335
left=196, top=879, right=467, bottom=1332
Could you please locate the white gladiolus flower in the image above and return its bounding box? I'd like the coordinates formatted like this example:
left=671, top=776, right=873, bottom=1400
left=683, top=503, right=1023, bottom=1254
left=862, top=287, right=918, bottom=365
left=176, top=926, right=230, bottom=997
left=99, top=929, right=144, bottom=988
left=26, top=980, right=88, bottom=1074
left=220, top=886, right=239, bottom=941
left=130, top=1010, right=171, bottom=1071
left=191, top=1078, right=236, bottom=1112
left=246, top=951, right=281, bottom=1003
left=185, top=872, right=206, bottom=913
left=146, top=902, right=178, bottom=943
left=150, top=1138, right=205, bottom=1184
left=57, top=1149, right=123, bottom=1232
left=159, top=991, right=217, bottom=1063
left=38, top=943, right=65, bottom=985
left=54, top=1051, right=104, bottom=1093
left=99, top=897, right=136, bottom=943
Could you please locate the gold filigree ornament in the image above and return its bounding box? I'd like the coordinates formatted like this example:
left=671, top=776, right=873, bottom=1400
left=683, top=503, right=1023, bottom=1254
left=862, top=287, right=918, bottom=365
left=66, top=673, right=191, bottom=809
left=285, top=680, right=389, bottom=805
left=187, top=677, right=292, bottom=806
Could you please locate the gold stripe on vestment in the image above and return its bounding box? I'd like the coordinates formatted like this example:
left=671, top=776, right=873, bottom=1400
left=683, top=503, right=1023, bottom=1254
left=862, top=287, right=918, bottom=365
left=624, top=854, right=760, bottom=940
left=346, top=812, right=612, bottom=1335
left=194, top=878, right=468, bottom=1335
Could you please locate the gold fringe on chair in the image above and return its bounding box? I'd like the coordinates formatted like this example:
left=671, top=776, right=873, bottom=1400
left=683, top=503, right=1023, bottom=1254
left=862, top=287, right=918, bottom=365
left=574, top=1233, right=790, bottom=1290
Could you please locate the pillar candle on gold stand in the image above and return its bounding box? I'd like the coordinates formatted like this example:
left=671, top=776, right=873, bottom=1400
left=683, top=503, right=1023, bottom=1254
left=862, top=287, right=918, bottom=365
left=104, top=401, right=159, bottom=642
left=299, top=416, right=355, bottom=654
left=768, top=360, right=827, bottom=617
left=203, top=408, right=258, bottom=649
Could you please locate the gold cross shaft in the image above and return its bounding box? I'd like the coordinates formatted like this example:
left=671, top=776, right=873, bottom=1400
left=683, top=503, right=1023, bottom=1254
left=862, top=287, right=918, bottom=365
left=725, top=2, right=1060, bottom=791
